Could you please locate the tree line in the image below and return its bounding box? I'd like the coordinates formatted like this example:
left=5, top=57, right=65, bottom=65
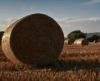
left=65, top=30, right=100, bottom=42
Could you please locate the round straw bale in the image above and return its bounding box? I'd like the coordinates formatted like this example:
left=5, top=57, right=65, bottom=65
left=74, top=38, right=89, bottom=46
left=2, top=13, right=64, bottom=65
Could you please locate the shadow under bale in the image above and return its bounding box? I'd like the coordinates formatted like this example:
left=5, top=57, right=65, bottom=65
left=34, top=59, right=100, bottom=72
left=0, top=31, right=4, bottom=45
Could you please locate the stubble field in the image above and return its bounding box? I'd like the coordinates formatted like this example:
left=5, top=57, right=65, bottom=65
left=0, top=43, right=100, bottom=81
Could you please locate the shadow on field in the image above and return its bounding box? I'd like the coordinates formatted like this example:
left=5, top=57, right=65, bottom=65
left=35, top=60, right=100, bottom=72
left=0, top=46, right=100, bottom=72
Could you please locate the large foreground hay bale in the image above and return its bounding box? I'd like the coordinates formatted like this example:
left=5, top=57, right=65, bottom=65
left=2, top=13, right=64, bottom=65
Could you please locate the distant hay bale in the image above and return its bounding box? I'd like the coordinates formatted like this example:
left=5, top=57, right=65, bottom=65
left=95, top=39, right=100, bottom=43
left=2, top=13, right=64, bottom=65
left=64, top=39, right=74, bottom=45
left=64, top=39, right=69, bottom=44
left=74, top=38, right=89, bottom=46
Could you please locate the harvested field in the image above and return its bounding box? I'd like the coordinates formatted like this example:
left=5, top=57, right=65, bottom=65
left=0, top=43, right=100, bottom=81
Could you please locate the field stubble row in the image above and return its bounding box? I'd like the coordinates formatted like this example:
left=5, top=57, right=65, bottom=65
left=0, top=43, right=100, bottom=81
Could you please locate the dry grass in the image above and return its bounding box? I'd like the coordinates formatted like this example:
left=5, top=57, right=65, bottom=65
left=0, top=70, right=99, bottom=81
left=61, top=43, right=100, bottom=63
left=0, top=43, right=100, bottom=81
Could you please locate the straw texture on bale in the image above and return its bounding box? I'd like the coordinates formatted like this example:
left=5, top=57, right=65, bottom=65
left=2, top=13, right=64, bottom=65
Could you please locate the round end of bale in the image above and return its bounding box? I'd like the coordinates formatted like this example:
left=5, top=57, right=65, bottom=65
left=2, top=13, right=64, bottom=65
